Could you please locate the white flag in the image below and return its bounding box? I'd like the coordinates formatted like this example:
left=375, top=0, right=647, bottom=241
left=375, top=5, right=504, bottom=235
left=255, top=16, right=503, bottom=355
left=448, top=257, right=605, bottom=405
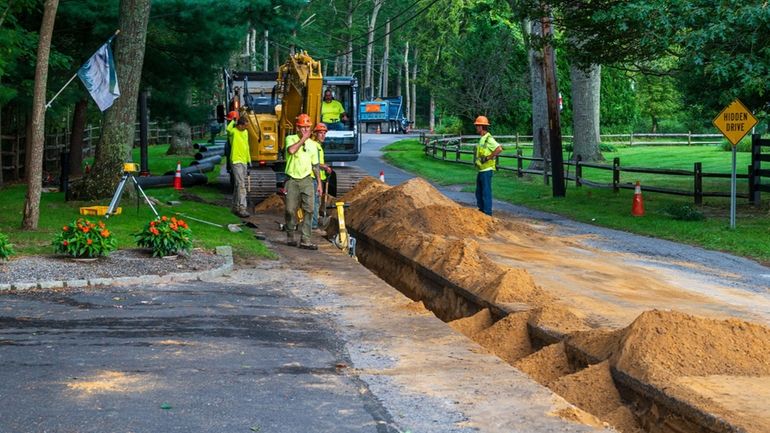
left=78, top=42, right=120, bottom=111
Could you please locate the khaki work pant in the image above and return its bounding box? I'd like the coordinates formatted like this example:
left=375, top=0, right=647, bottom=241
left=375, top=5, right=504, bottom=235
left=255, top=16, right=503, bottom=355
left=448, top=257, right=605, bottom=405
left=285, top=176, right=314, bottom=243
left=232, top=163, right=248, bottom=213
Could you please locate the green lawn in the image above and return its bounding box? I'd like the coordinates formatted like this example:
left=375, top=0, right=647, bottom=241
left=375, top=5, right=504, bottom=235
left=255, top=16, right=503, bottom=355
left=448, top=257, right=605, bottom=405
left=2, top=142, right=275, bottom=261
left=384, top=139, right=770, bottom=264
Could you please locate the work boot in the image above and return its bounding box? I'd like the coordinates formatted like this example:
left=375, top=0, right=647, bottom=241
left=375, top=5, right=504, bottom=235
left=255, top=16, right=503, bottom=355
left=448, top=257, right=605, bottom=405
left=299, top=241, right=318, bottom=250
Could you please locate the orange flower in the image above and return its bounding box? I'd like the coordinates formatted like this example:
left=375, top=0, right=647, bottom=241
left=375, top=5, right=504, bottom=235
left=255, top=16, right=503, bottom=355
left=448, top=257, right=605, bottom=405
left=62, top=226, right=69, bottom=231
left=161, top=216, right=168, bottom=222
left=150, top=227, right=160, bottom=236
left=178, top=220, right=187, bottom=228
left=171, top=217, right=177, bottom=223
left=86, top=239, right=93, bottom=245
left=100, top=229, right=110, bottom=237
left=98, top=221, right=106, bottom=228
left=62, top=240, right=69, bottom=246
left=170, top=223, right=178, bottom=231
left=81, top=226, right=90, bottom=233
left=150, top=221, right=156, bottom=227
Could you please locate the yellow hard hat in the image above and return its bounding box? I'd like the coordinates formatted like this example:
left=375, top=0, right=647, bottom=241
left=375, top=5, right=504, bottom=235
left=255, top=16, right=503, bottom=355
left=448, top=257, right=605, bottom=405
left=474, top=115, right=490, bottom=126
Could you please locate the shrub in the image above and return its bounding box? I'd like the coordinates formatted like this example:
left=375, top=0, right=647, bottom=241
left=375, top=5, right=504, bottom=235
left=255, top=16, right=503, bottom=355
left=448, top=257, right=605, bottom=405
left=663, top=204, right=705, bottom=221
left=719, top=136, right=752, bottom=152
left=53, top=218, right=117, bottom=258
left=134, top=215, right=193, bottom=257
left=0, top=233, right=14, bottom=260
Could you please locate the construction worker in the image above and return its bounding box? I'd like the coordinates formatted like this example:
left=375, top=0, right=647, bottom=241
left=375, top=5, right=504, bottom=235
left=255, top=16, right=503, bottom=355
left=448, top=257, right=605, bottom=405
left=311, top=123, right=333, bottom=231
left=284, top=113, right=322, bottom=250
left=321, top=89, right=348, bottom=130
left=226, top=115, right=251, bottom=218
left=224, top=110, right=239, bottom=175
left=474, top=115, right=502, bottom=216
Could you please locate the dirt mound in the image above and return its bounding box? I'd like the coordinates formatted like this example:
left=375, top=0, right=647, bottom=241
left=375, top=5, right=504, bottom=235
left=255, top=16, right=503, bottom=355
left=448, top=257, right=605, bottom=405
left=254, top=194, right=284, bottom=213
left=529, top=305, right=591, bottom=336
left=347, top=177, right=458, bottom=234
left=549, top=361, right=624, bottom=418
left=374, top=204, right=498, bottom=238
left=400, top=300, right=430, bottom=314
left=603, top=406, right=643, bottom=433
left=342, top=176, right=390, bottom=204
left=610, top=310, right=770, bottom=383
left=448, top=308, right=493, bottom=337
left=472, top=311, right=532, bottom=364
left=514, top=342, right=574, bottom=385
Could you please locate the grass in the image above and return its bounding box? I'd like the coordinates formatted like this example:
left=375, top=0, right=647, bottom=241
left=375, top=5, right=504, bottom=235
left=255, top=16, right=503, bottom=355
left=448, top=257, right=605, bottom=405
left=384, top=139, right=770, bottom=264
left=2, top=141, right=275, bottom=261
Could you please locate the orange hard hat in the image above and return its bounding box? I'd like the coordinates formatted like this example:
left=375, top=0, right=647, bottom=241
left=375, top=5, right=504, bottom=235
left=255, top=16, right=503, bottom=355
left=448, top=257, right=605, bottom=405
left=226, top=110, right=239, bottom=120
left=474, top=115, right=490, bottom=126
left=314, top=122, right=328, bottom=133
left=296, top=113, right=312, bottom=127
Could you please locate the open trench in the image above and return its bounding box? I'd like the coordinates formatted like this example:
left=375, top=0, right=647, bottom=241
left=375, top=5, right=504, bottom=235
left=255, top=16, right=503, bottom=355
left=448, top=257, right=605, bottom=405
left=257, top=177, right=770, bottom=433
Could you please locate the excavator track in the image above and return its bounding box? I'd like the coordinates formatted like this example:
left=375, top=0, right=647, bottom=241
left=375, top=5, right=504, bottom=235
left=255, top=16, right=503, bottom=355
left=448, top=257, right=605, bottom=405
left=331, top=166, right=369, bottom=197
left=246, top=168, right=279, bottom=208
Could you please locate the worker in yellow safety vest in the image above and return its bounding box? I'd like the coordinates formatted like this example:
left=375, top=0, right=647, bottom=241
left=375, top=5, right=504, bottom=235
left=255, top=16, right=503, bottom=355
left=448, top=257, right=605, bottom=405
left=226, top=115, right=251, bottom=218
left=284, top=113, right=322, bottom=250
left=310, top=123, right=333, bottom=231
left=321, top=89, right=348, bottom=129
left=474, top=115, right=502, bottom=215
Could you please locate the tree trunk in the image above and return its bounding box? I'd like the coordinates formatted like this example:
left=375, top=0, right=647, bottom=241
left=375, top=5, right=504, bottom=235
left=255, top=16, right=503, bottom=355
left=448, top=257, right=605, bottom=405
left=68, top=98, right=88, bottom=177
left=429, top=94, right=435, bottom=132
left=524, top=19, right=549, bottom=170
left=166, top=122, right=194, bottom=155
left=651, top=116, right=658, bottom=133
left=410, top=46, right=417, bottom=125
left=364, top=0, right=383, bottom=100
left=404, top=42, right=410, bottom=121
left=22, top=0, right=59, bottom=231
left=396, top=61, right=402, bottom=97
left=382, top=20, right=390, bottom=96
left=79, top=0, right=151, bottom=200
left=570, top=63, right=603, bottom=161
left=346, top=1, right=354, bottom=76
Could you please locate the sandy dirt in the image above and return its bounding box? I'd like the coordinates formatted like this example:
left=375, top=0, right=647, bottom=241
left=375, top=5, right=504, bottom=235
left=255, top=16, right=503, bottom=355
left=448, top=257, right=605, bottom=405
left=337, top=176, right=770, bottom=433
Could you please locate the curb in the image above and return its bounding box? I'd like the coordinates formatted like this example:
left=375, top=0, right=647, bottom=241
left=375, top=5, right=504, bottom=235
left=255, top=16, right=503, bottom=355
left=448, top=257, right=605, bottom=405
left=0, top=246, right=234, bottom=292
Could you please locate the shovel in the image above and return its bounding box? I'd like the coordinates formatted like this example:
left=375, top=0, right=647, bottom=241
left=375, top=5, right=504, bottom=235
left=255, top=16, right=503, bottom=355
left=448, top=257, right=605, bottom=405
left=320, top=177, right=332, bottom=229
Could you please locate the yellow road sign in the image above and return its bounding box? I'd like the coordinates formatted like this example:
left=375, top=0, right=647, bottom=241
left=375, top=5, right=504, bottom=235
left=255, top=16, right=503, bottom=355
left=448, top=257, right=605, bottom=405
left=712, top=99, right=757, bottom=146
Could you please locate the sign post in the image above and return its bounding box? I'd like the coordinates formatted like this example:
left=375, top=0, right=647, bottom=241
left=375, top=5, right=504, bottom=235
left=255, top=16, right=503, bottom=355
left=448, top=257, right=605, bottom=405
left=712, top=99, right=757, bottom=229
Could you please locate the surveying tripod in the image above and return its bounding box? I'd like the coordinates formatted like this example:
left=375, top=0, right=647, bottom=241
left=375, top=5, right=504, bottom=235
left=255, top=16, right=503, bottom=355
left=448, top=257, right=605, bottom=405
left=105, top=163, right=159, bottom=219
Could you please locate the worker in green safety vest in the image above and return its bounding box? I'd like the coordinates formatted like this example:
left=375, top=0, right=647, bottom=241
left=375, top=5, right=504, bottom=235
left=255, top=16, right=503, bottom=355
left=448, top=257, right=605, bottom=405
left=474, top=115, right=502, bottom=215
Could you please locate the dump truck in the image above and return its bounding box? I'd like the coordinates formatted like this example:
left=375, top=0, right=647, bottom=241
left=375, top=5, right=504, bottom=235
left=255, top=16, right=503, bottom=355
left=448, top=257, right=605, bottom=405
left=221, top=52, right=366, bottom=205
left=358, top=95, right=411, bottom=134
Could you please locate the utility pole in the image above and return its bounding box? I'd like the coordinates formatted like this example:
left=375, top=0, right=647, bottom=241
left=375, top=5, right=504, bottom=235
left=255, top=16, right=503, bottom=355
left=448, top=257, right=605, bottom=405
left=541, top=14, right=565, bottom=197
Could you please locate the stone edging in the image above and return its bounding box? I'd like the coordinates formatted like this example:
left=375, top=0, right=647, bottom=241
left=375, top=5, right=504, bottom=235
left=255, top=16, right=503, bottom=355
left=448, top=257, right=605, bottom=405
left=0, top=246, right=234, bottom=292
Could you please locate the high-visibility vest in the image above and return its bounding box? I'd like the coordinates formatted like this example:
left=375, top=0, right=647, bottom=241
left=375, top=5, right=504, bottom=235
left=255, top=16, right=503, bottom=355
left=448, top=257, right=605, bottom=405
left=475, top=133, right=499, bottom=172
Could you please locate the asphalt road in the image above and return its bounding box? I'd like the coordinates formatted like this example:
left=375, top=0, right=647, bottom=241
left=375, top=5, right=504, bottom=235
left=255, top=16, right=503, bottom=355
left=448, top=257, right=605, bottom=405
left=0, top=276, right=395, bottom=433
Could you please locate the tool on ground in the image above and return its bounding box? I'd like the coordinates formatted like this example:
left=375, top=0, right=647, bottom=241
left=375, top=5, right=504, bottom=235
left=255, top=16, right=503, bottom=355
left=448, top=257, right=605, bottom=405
left=174, top=212, right=223, bottom=228
left=106, top=162, right=159, bottom=219
left=329, top=201, right=355, bottom=258
left=632, top=181, right=645, bottom=217
left=173, top=161, right=183, bottom=190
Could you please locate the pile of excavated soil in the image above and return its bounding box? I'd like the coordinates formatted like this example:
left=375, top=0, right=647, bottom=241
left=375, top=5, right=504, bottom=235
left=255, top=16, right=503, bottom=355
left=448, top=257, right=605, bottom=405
left=338, top=177, right=770, bottom=433
left=400, top=300, right=431, bottom=314
left=448, top=308, right=494, bottom=337
left=253, top=194, right=284, bottom=213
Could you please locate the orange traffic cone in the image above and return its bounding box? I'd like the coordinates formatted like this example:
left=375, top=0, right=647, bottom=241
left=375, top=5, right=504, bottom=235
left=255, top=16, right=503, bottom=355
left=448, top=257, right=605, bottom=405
left=632, top=181, right=644, bottom=216
left=379, top=170, right=385, bottom=183
left=376, top=124, right=381, bottom=134
left=173, top=161, right=183, bottom=190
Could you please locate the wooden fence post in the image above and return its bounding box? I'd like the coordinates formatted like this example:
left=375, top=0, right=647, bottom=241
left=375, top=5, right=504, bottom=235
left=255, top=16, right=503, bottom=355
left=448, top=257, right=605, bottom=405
left=688, top=131, right=692, bottom=146
left=544, top=156, right=550, bottom=185
left=575, top=155, right=582, bottom=187
left=515, top=133, right=519, bottom=148
left=694, top=162, right=702, bottom=205
left=441, top=141, right=447, bottom=160
left=748, top=165, right=755, bottom=205
left=516, top=149, right=523, bottom=177
left=629, top=133, right=634, bottom=146
left=613, top=157, right=620, bottom=193
left=751, top=134, right=761, bottom=205
left=455, top=142, right=461, bottom=162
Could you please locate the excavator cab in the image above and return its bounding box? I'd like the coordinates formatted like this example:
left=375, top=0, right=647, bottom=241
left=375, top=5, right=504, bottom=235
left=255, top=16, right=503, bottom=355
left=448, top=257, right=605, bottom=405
left=322, top=77, right=361, bottom=162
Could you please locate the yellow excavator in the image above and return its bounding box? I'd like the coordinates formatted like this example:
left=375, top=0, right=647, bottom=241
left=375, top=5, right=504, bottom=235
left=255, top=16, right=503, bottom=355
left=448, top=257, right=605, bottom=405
left=221, top=51, right=366, bottom=205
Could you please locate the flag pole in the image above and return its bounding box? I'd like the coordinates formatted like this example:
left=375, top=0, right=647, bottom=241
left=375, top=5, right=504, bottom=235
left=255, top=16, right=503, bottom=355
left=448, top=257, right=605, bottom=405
left=45, top=29, right=121, bottom=110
